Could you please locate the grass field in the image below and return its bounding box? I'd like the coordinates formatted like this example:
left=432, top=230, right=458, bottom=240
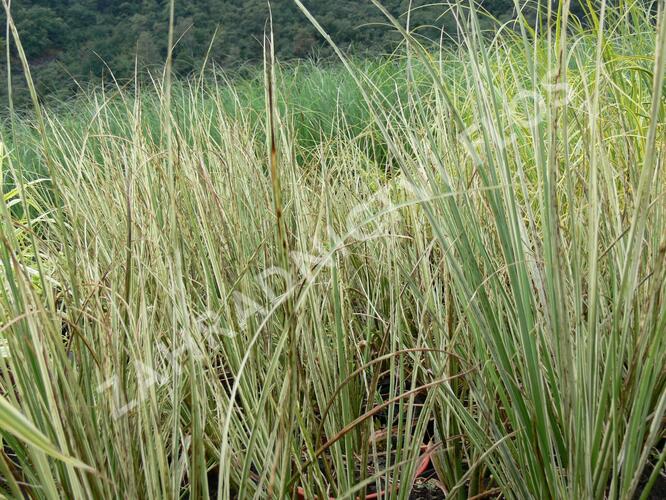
left=0, top=1, right=665, bottom=498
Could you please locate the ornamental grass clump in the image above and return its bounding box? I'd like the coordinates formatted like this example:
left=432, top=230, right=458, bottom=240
left=0, top=1, right=664, bottom=498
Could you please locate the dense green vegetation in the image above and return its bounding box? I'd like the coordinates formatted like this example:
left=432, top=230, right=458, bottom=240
left=0, top=1, right=664, bottom=499
left=0, top=0, right=592, bottom=109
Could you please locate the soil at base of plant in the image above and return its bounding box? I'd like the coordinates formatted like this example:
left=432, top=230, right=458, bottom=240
left=409, top=477, right=446, bottom=499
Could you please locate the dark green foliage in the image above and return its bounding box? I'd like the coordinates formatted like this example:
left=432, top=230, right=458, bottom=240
left=0, top=0, right=592, bottom=109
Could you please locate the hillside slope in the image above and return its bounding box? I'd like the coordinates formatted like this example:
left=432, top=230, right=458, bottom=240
left=0, top=0, right=576, bottom=107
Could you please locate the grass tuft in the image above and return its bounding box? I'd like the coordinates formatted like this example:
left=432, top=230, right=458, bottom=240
left=0, top=1, right=664, bottom=498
